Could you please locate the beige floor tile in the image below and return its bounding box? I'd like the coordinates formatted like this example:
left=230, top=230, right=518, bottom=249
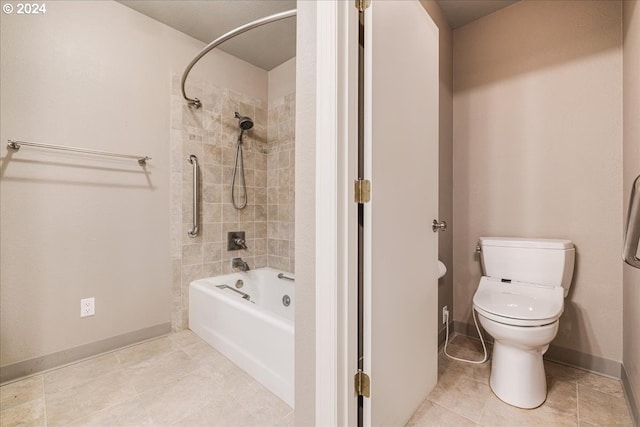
left=168, top=329, right=206, bottom=349
left=66, top=396, right=154, bottom=427
left=407, top=400, right=476, bottom=426
left=115, top=336, right=178, bottom=367
left=439, top=349, right=491, bottom=385
left=544, top=360, right=584, bottom=383
left=448, top=335, right=492, bottom=355
left=44, top=370, right=137, bottom=426
left=240, top=380, right=292, bottom=424
left=215, top=369, right=260, bottom=402
left=43, top=353, right=121, bottom=394
left=577, top=421, right=599, bottom=427
left=577, top=385, right=633, bottom=426
left=124, top=349, right=199, bottom=394
left=180, top=339, right=224, bottom=361
left=171, top=397, right=258, bottom=427
left=0, top=376, right=43, bottom=411
left=0, top=398, right=45, bottom=427
left=138, top=368, right=223, bottom=425
left=427, top=367, right=492, bottom=422
left=479, top=392, right=578, bottom=427
left=544, top=379, right=578, bottom=418
left=575, top=371, right=625, bottom=398
left=272, top=412, right=295, bottom=427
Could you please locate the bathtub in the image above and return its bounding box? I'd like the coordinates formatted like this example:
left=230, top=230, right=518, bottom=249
left=189, top=267, right=294, bottom=407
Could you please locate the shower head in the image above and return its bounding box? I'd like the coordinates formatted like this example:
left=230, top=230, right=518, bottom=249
left=234, top=112, right=254, bottom=131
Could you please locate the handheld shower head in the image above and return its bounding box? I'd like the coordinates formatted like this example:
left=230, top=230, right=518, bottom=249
left=234, top=112, right=254, bottom=131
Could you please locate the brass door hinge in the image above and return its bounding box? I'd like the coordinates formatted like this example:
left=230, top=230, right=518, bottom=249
left=356, top=0, right=371, bottom=12
left=354, top=370, right=371, bottom=397
left=354, top=179, right=371, bottom=204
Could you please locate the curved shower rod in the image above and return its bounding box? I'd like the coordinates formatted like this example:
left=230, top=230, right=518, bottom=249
left=181, top=8, right=297, bottom=109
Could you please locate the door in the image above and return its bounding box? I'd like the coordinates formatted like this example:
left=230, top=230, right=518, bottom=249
left=362, top=1, right=439, bottom=425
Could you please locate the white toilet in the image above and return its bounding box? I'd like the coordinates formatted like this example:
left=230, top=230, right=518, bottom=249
left=472, top=237, right=575, bottom=409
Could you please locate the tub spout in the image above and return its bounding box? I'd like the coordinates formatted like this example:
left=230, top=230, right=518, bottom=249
left=232, top=257, right=250, bottom=271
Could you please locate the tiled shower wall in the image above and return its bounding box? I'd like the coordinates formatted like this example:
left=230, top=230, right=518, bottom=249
left=267, top=93, right=296, bottom=272
left=170, top=77, right=295, bottom=330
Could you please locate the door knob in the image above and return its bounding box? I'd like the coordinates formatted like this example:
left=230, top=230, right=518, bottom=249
left=432, top=219, right=447, bottom=232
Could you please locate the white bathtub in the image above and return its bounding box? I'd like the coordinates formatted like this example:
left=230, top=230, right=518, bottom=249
left=189, top=267, right=294, bottom=407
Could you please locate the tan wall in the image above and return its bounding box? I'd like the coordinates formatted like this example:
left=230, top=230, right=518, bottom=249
left=419, top=0, right=454, bottom=338
left=452, top=0, right=623, bottom=361
left=623, top=0, right=640, bottom=414
left=0, top=0, right=264, bottom=368
left=294, top=1, right=317, bottom=424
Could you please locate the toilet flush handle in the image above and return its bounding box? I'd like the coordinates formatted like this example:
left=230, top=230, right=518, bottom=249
left=432, top=219, right=447, bottom=232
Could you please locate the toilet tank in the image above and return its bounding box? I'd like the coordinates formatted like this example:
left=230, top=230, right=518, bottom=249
left=480, top=237, right=575, bottom=296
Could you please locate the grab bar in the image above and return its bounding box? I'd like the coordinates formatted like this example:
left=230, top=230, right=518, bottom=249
left=623, top=174, right=640, bottom=268
left=277, top=273, right=295, bottom=281
left=187, top=155, right=199, bottom=238
left=7, top=139, right=151, bottom=165
left=216, top=284, right=251, bottom=301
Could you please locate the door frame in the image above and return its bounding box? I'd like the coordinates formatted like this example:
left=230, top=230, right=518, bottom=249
left=312, top=1, right=359, bottom=426
left=309, top=1, right=439, bottom=425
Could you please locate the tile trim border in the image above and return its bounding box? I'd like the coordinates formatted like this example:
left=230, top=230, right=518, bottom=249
left=622, top=363, right=640, bottom=426
left=0, top=322, right=171, bottom=385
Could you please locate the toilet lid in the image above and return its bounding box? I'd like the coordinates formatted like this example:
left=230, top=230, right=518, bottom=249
left=473, top=277, right=564, bottom=323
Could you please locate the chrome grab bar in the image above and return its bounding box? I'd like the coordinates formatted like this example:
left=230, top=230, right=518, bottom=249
left=187, top=155, right=199, bottom=238
left=623, top=174, right=640, bottom=268
left=7, top=139, right=151, bottom=165
left=216, top=284, right=251, bottom=301
left=277, top=273, right=295, bottom=281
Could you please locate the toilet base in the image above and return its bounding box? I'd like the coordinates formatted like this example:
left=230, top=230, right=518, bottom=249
left=490, top=341, right=547, bottom=409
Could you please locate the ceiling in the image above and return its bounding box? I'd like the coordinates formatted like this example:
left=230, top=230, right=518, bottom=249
left=118, top=1, right=296, bottom=71
left=436, top=0, right=519, bottom=28
left=118, top=1, right=518, bottom=71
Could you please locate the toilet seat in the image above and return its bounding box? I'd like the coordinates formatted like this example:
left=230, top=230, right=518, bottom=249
left=473, top=277, right=564, bottom=327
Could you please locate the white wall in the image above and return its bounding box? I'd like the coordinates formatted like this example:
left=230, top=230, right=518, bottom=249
left=453, top=0, right=623, bottom=362
left=623, top=0, right=640, bottom=418
left=0, top=0, right=265, bottom=372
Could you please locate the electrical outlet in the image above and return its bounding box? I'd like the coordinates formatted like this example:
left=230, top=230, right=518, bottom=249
left=80, top=297, right=95, bottom=317
left=442, top=306, right=449, bottom=324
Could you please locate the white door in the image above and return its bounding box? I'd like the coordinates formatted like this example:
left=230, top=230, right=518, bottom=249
left=363, top=1, right=439, bottom=425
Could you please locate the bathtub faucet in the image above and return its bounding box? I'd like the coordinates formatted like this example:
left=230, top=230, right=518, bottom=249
left=232, top=257, right=250, bottom=271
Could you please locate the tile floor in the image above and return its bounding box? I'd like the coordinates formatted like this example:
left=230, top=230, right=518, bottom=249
left=0, top=332, right=634, bottom=426
left=0, top=331, right=292, bottom=427
left=408, top=335, right=635, bottom=427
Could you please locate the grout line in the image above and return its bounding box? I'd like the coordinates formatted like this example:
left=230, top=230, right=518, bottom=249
left=41, top=375, right=48, bottom=427
left=575, top=382, right=580, bottom=424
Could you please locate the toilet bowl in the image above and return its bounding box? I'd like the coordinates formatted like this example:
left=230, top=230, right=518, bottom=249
left=473, top=277, right=565, bottom=408
left=472, top=237, right=575, bottom=409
